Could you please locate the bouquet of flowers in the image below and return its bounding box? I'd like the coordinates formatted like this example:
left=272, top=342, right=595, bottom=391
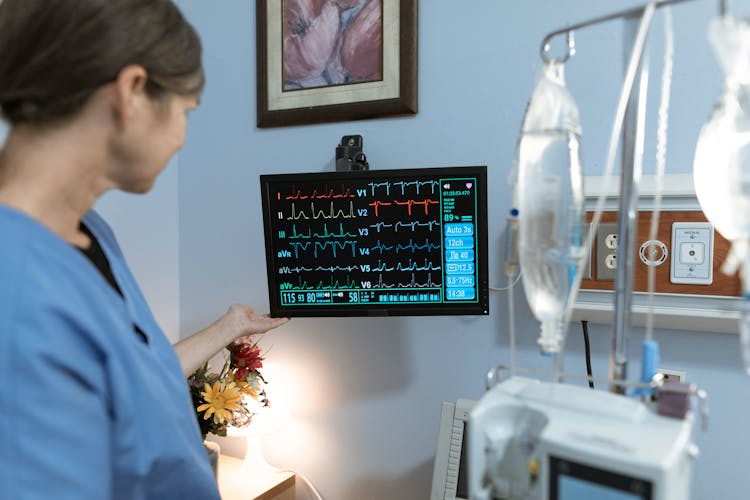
left=188, top=341, right=269, bottom=440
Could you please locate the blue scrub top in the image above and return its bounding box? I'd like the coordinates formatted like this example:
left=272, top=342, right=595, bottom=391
left=0, top=207, right=220, bottom=500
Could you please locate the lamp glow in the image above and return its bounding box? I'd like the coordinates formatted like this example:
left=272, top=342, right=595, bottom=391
left=226, top=361, right=292, bottom=480
left=231, top=405, right=289, bottom=477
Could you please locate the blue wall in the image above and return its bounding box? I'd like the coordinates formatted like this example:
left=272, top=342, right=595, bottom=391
left=177, top=1, right=749, bottom=499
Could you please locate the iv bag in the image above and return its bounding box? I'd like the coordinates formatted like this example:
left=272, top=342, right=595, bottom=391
left=694, top=17, right=750, bottom=376
left=516, top=62, right=585, bottom=354
left=694, top=18, right=750, bottom=247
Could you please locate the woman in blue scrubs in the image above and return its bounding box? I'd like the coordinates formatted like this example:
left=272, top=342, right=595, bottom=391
left=0, top=1, right=288, bottom=498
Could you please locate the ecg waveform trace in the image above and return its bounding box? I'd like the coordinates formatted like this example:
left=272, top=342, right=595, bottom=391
left=282, top=275, right=358, bottom=290
left=367, top=180, right=441, bottom=196
left=288, top=222, right=357, bottom=239
left=288, top=240, right=357, bottom=259
left=367, top=198, right=439, bottom=217
left=368, top=220, right=441, bottom=233
left=375, top=272, right=439, bottom=288
left=287, top=201, right=355, bottom=220
left=372, top=259, right=442, bottom=272
left=282, top=184, right=356, bottom=200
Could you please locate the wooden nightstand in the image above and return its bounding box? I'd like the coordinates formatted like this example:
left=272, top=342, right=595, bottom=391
left=217, top=455, right=295, bottom=500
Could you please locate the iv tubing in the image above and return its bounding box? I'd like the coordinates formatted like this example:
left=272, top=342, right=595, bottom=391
left=554, top=1, right=658, bottom=381
left=645, top=7, right=674, bottom=342
left=508, top=272, right=517, bottom=375
left=489, top=273, right=522, bottom=292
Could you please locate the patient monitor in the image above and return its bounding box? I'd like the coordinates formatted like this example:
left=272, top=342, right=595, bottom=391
left=467, top=377, right=696, bottom=500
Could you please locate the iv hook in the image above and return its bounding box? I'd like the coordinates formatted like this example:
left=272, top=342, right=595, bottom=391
left=541, top=30, right=576, bottom=64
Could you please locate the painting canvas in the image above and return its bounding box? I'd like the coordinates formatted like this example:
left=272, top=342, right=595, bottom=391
left=257, top=0, right=417, bottom=128
left=283, top=0, right=383, bottom=90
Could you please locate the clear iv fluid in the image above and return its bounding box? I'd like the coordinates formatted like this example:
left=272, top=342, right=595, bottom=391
left=515, top=61, right=585, bottom=353
left=518, top=130, right=584, bottom=353
left=695, top=17, right=750, bottom=377
left=693, top=87, right=750, bottom=243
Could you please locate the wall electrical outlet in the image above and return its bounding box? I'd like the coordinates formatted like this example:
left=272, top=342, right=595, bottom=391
left=596, top=222, right=619, bottom=281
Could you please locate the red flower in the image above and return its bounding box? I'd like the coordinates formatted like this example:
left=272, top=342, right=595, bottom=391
left=231, top=343, right=264, bottom=372
left=234, top=366, right=250, bottom=381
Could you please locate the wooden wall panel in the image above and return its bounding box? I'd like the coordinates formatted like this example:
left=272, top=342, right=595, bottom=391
left=581, top=211, right=741, bottom=297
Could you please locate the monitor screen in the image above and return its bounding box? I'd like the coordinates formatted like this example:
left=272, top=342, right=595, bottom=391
left=549, top=456, right=653, bottom=500
left=259, top=166, right=489, bottom=317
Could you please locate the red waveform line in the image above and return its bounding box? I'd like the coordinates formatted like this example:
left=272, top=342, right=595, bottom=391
left=393, top=198, right=440, bottom=216
left=331, top=186, right=355, bottom=199
left=368, top=200, right=392, bottom=217
left=284, top=184, right=355, bottom=200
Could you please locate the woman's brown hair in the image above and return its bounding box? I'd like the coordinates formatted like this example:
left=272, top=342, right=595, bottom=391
left=0, top=0, right=204, bottom=125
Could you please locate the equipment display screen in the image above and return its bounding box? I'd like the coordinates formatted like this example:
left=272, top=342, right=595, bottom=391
left=260, top=166, right=489, bottom=317
left=559, top=476, right=643, bottom=500
left=549, top=456, right=653, bottom=500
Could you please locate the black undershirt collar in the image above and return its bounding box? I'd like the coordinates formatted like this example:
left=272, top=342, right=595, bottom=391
left=76, top=224, right=148, bottom=344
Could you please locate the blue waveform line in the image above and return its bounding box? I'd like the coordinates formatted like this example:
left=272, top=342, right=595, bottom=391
left=368, top=181, right=391, bottom=196
left=393, top=180, right=440, bottom=195
left=368, top=180, right=442, bottom=196
left=369, top=222, right=394, bottom=233
left=289, top=240, right=357, bottom=258
left=373, top=260, right=395, bottom=272
left=368, top=220, right=440, bottom=233
left=396, top=259, right=442, bottom=271
left=396, top=238, right=440, bottom=253
left=394, top=220, right=441, bottom=232
left=369, top=240, right=394, bottom=254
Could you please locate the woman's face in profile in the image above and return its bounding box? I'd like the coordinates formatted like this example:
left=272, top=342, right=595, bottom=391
left=110, top=92, right=199, bottom=194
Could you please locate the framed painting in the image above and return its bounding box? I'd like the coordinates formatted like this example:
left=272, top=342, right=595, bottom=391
left=256, top=0, right=418, bottom=128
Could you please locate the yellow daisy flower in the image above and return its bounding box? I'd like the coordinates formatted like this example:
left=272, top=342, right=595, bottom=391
left=197, top=381, right=243, bottom=424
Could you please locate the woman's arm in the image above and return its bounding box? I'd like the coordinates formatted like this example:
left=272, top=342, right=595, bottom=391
left=173, top=304, right=289, bottom=377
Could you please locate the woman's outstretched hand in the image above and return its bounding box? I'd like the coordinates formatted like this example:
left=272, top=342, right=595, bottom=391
left=174, top=304, right=289, bottom=377
left=220, top=304, right=289, bottom=344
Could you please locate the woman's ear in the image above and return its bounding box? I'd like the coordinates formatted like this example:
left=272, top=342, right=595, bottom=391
left=111, top=65, right=148, bottom=128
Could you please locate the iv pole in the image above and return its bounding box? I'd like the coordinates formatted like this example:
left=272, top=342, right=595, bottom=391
left=539, top=0, right=723, bottom=393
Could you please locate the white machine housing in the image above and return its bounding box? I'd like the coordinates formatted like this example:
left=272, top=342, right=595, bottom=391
left=467, top=377, right=696, bottom=500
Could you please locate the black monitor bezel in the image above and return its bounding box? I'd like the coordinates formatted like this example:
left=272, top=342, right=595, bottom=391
left=259, top=166, right=489, bottom=318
